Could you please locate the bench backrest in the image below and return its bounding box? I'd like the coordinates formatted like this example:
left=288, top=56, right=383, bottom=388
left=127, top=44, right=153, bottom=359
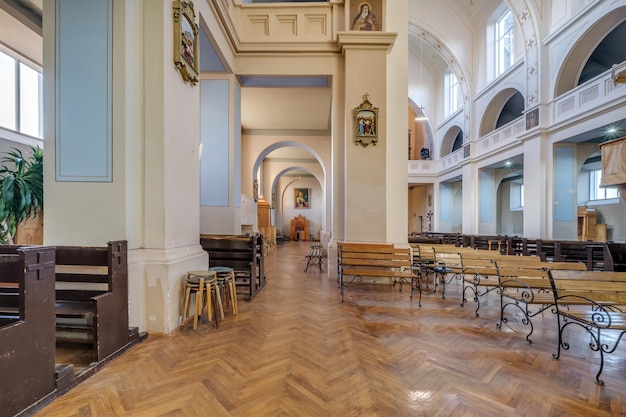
left=432, top=251, right=463, bottom=272
left=200, top=234, right=256, bottom=272
left=54, top=241, right=127, bottom=302
left=0, top=255, right=25, bottom=322
left=494, top=262, right=552, bottom=289
left=548, top=270, right=626, bottom=305
left=338, top=243, right=412, bottom=269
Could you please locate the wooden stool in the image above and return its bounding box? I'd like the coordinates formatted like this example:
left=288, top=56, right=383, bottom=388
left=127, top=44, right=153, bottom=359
left=209, top=266, right=238, bottom=316
left=180, top=270, right=222, bottom=329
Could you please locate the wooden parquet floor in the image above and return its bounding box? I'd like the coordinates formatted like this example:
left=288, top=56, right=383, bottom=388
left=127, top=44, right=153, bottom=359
left=34, top=241, right=626, bottom=417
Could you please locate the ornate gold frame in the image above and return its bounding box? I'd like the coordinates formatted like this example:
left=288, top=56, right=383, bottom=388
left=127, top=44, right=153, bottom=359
left=353, top=93, right=379, bottom=146
left=173, top=1, right=199, bottom=85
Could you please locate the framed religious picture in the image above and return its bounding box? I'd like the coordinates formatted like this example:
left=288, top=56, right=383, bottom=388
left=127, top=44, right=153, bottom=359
left=294, top=188, right=310, bottom=209
left=353, top=93, right=379, bottom=146
left=525, top=107, right=539, bottom=130
left=349, top=0, right=383, bottom=31
left=173, top=1, right=199, bottom=85
left=253, top=179, right=259, bottom=202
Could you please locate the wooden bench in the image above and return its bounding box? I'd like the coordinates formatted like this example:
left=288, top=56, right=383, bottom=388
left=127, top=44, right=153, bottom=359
left=460, top=253, right=555, bottom=316
left=199, top=234, right=266, bottom=300
left=494, top=259, right=587, bottom=343
left=553, top=241, right=606, bottom=271
left=54, top=240, right=132, bottom=363
left=0, top=246, right=56, bottom=417
left=410, top=243, right=468, bottom=291
left=304, top=242, right=324, bottom=272
left=337, top=243, right=419, bottom=304
left=547, top=269, right=626, bottom=385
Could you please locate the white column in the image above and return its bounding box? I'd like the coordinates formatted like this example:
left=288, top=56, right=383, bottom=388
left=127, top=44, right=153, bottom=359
left=43, top=1, right=207, bottom=334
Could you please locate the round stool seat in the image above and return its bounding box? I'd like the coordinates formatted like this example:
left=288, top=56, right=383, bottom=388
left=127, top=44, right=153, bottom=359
left=209, top=266, right=234, bottom=273
left=186, top=270, right=217, bottom=284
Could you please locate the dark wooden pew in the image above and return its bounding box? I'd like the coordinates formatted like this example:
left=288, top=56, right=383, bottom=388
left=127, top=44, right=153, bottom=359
left=200, top=234, right=266, bottom=300
left=54, top=240, right=132, bottom=362
left=553, top=241, right=606, bottom=271
left=605, top=242, right=626, bottom=271
left=0, top=246, right=56, bottom=417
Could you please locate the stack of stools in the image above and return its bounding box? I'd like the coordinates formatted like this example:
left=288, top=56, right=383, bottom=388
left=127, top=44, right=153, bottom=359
left=180, top=270, right=223, bottom=329
left=209, top=266, right=238, bottom=316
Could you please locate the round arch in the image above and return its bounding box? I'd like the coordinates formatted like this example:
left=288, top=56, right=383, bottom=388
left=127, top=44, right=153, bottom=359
left=252, top=141, right=326, bottom=184
left=479, top=88, right=524, bottom=137
left=252, top=141, right=329, bottom=242
left=441, top=125, right=463, bottom=157
left=554, top=6, right=626, bottom=97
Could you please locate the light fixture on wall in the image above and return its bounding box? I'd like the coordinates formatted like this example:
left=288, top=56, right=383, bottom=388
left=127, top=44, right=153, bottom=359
left=415, top=107, right=428, bottom=122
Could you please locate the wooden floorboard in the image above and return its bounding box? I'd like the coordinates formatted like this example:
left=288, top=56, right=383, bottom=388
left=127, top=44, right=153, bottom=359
left=33, top=241, right=626, bottom=417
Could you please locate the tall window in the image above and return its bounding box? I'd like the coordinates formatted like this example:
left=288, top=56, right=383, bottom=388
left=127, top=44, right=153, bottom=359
left=0, top=49, right=43, bottom=138
left=495, top=10, right=514, bottom=76
left=590, top=169, right=619, bottom=200
left=444, top=69, right=461, bottom=116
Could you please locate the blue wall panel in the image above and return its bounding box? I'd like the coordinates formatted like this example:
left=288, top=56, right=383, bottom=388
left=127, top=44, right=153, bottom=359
left=200, top=80, right=229, bottom=206
left=55, top=0, right=112, bottom=181
left=235, top=83, right=241, bottom=208
left=479, top=170, right=493, bottom=222
left=555, top=146, right=575, bottom=222
left=440, top=184, right=450, bottom=222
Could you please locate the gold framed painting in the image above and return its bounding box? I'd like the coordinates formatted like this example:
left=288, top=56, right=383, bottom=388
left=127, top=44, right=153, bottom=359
left=294, top=188, right=310, bottom=209
left=173, top=1, right=199, bottom=85
left=349, top=0, right=383, bottom=31
left=353, top=93, right=379, bottom=146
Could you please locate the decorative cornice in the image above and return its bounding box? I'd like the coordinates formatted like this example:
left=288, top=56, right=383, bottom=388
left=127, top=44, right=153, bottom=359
left=337, top=32, right=397, bottom=53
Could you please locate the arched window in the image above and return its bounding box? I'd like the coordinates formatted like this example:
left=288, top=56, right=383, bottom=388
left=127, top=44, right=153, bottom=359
left=444, top=68, right=461, bottom=117
left=495, top=9, right=514, bottom=77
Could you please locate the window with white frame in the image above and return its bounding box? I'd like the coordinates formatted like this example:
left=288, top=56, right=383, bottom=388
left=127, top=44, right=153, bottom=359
left=495, top=9, right=514, bottom=77
left=0, top=49, right=43, bottom=138
left=444, top=69, right=461, bottom=117
left=589, top=169, right=619, bottom=201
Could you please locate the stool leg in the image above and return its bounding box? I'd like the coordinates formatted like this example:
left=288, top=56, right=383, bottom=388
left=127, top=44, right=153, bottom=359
left=211, top=288, right=219, bottom=329
left=179, top=281, right=186, bottom=318
left=213, top=282, right=224, bottom=320
left=194, top=278, right=204, bottom=329
left=229, top=273, right=238, bottom=315
left=183, top=285, right=194, bottom=322
left=207, top=282, right=214, bottom=322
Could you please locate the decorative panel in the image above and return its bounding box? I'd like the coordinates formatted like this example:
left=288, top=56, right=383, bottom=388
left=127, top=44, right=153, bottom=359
left=276, top=15, right=297, bottom=36
left=558, top=97, right=575, bottom=116
left=304, top=14, right=326, bottom=36
left=200, top=80, right=230, bottom=206
left=580, top=85, right=599, bottom=105
left=554, top=146, right=575, bottom=222
left=55, top=0, right=112, bottom=182
left=247, top=15, right=269, bottom=37
left=479, top=170, right=492, bottom=222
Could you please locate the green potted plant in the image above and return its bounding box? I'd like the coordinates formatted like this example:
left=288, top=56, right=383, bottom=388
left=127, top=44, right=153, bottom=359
left=0, top=146, right=43, bottom=244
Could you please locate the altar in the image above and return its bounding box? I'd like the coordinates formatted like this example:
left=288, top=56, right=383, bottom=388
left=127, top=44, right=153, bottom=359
left=290, top=214, right=310, bottom=241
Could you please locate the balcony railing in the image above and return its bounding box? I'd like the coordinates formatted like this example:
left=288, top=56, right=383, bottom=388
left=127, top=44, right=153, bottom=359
left=553, top=64, right=625, bottom=126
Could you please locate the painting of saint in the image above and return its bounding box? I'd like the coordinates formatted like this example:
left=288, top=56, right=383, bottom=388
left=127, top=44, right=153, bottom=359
left=351, top=1, right=381, bottom=31
left=294, top=188, right=310, bottom=209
